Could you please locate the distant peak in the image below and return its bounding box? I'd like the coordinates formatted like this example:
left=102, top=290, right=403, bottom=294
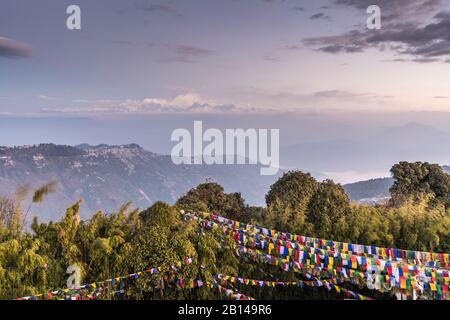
left=122, top=143, right=142, bottom=149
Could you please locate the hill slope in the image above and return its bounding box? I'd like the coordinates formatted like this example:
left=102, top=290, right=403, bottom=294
left=343, top=177, right=393, bottom=203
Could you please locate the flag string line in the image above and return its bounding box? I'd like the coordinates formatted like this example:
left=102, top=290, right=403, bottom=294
left=188, top=213, right=449, bottom=274
left=187, top=211, right=450, bottom=267
left=30, top=278, right=255, bottom=301
left=236, top=245, right=448, bottom=300
left=16, top=258, right=194, bottom=300
left=183, top=214, right=376, bottom=300
left=185, top=213, right=449, bottom=287
left=214, top=274, right=373, bottom=300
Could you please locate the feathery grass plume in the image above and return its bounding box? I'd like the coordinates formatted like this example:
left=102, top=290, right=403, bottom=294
left=21, top=181, right=58, bottom=226
left=6, top=184, right=30, bottom=236
left=119, top=201, right=133, bottom=215
left=0, top=196, right=15, bottom=227
left=15, top=184, right=30, bottom=204
left=32, top=181, right=58, bottom=203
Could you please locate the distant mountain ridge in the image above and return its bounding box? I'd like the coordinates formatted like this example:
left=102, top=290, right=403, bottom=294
left=343, top=165, right=450, bottom=203
left=444, top=166, right=450, bottom=175
left=343, top=178, right=393, bottom=204
left=0, top=143, right=283, bottom=221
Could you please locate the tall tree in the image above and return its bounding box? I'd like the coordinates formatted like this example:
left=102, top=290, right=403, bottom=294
left=265, top=171, right=319, bottom=233
left=307, top=180, right=350, bottom=239
left=176, top=182, right=246, bottom=220
left=390, top=162, right=450, bottom=208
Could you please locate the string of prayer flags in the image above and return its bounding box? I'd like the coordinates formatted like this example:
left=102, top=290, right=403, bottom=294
left=190, top=211, right=450, bottom=267
left=215, top=274, right=373, bottom=300
left=17, top=258, right=193, bottom=300
left=236, top=245, right=449, bottom=300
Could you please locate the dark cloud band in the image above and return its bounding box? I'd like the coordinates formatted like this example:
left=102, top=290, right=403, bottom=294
left=303, top=0, right=450, bottom=63
left=0, top=37, right=31, bottom=58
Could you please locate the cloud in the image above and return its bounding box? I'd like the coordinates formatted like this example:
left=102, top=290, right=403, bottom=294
left=0, top=37, right=31, bottom=58
left=185, top=102, right=236, bottom=113
left=310, top=13, right=330, bottom=20
left=302, top=1, right=450, bottom=63
left=312, top=90, right=394, bottom=102
left=41, top=93, right=244, bottom=115
left=138, top=2, right=177, bottom=14
left=38, top=95, right=60, bottom=101
left=162, top=84, right=196, bottom=93
left=263, top=54, right=280, bottom=62
left=285, top=45, right=302, bottom=51
left=313, top=90, right=369, bottom=99
left=169, top=45, right=214, bottom=63
left=226, top=86, right=395, bottom=110
left=382, top=57, right=443, bottom=64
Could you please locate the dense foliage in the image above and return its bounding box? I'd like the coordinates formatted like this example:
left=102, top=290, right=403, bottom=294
left=390, top=161, right=450, bottom=208
left=0, top=162, right=449, bottom=300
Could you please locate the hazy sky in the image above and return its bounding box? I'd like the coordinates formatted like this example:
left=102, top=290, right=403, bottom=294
left=1, top=0, right=450, bottom=182
left=1, top=0, right=450, bottom=115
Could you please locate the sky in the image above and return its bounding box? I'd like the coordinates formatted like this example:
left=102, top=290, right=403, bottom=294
left=1, top=0, right=450, bottom=182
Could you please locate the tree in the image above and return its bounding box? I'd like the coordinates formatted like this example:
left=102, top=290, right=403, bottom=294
left=241, top=206, right=267, bottom=225
left=265, top=171, right=319, bottom=233
left=307, top=180, right=350, bottom=239
left=0, top=236, right=49, bottom=300
left=343, top=205, right=394, bottom=247
left=176, top=182, right=246, bottom=220
left=390, top=161, right=450, bottom=208
left=266, top=171, right=319, bottom=210
left=0, top=185, right=51, bottom=299
left=387, top=195, right=449, bottom=252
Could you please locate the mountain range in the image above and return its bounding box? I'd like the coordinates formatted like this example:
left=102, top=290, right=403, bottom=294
left=0, top=144, right=282, bottom=221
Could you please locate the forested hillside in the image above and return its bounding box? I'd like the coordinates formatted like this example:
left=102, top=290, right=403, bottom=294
left=1, top=161, right=449, bottom=300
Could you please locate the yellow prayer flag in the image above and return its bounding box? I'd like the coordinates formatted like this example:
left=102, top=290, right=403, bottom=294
left=400, top=279, right=406, bottom=289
